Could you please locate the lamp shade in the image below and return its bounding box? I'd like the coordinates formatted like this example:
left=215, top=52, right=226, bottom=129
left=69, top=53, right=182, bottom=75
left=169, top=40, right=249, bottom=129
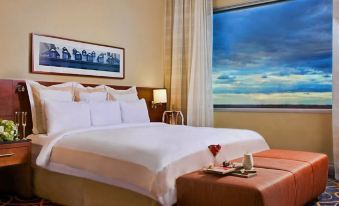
left=153, top=89, right=167, bottom=104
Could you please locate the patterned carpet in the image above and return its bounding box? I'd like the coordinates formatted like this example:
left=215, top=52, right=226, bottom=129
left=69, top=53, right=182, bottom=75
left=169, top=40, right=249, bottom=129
left=308, top=179, right=339, bottom=206
left=0, top=179, right=339, bottom=206
left=0, top=195, right=61, bottom=206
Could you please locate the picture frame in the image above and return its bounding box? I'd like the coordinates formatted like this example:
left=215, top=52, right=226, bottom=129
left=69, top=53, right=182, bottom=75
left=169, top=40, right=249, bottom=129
left=31, top=33, right=125, bottom=79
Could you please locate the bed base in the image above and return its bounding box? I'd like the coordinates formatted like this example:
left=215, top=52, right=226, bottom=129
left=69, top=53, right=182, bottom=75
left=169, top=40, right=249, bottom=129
left=34, top=167, right=160, bottom=206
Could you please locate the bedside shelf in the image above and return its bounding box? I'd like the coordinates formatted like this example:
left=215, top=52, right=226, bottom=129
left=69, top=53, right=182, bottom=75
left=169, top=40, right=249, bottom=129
left=0, top=140, right=32, bottom=197
left=0, top=139, right=31, bottom=145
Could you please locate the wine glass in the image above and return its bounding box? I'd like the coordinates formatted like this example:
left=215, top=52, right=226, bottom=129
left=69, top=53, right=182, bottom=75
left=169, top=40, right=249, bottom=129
left=21, top=112, right=27, bottom=139
left=15, top=112, right=21, bottom=139
left=208, top=144, right=221, bottom=166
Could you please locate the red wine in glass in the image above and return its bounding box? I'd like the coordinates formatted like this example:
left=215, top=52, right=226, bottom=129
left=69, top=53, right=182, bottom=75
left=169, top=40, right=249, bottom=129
left=208, top=144, right=221, bottom=166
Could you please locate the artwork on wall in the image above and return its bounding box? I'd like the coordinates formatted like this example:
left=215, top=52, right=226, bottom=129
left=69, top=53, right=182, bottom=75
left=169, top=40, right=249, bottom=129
left=31, top=33, right=125, bottom=79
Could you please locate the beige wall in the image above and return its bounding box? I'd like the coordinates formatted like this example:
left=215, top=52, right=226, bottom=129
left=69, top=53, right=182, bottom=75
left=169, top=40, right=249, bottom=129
left=212, top=0, right=333, bottom=162
left=0, top=0, right=164, bottom=87
left=215, top=112, right=333, bottom=161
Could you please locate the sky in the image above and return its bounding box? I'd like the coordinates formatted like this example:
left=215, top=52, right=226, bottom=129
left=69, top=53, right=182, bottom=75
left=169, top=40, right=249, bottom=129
left=213, top=0, right=333, bottom=106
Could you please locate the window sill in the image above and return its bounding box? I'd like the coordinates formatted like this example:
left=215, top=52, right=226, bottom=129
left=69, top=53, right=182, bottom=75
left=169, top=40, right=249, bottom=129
left=214, top=108, right=332, bottom=113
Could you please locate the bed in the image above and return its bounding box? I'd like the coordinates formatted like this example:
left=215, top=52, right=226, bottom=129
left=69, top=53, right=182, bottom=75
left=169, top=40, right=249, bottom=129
left=29, top=123, right=268, bottom=206
left=0, top=79, right=269, bottom=206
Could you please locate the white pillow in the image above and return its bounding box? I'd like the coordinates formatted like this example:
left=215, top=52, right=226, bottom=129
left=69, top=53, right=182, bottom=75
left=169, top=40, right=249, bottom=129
left=45, top=101, right=91, bottom=135
left=120, top=99, right=150, bottom=123
left=106, top=86, right=138, bottom=102
left=79, top=92, right=107, bottom=102
left=90, top=102, right=122, bottom=126
left=74, top=83, right=107, bottom=101
left=40, top=90, right=73, bottom=131
left=26, top=80, right=75, bottom=134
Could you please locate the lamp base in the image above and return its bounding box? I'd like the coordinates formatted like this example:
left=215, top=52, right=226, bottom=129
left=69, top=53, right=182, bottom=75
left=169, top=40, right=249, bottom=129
left=162, top=111, right=184, bottom=125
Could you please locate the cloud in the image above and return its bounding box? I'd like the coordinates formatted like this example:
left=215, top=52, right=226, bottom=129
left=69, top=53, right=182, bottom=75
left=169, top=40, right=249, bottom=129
left=271, top=67, right=324, bottom=76
left=212, top=0, right=333, bottom=105
left=213, top=0, right=332, bottom=75
left=213, top=70, right=332, bottom=94
left=213, top=81, right=332, bottom=94
left=213, top=92, right=332, bottom=105
left=217, top=74, right=235, bottom=80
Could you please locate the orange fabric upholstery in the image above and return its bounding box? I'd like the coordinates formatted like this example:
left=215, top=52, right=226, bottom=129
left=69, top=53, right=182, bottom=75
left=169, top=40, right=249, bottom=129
left=233, top=157, right=313, bottom=205
left=254, top=149, right=328, bottom=197
left=177, top=168, right=296, bottom=206
left=176, top=150, right=328, bottom=206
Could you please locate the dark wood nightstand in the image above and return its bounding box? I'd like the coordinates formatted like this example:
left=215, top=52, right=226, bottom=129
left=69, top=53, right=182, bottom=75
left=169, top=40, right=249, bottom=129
left=0, top=140, right=32, bottom=197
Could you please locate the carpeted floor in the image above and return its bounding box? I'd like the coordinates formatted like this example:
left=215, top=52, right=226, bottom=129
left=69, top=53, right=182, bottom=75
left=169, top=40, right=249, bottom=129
left=1, top=179, right=339, bottom=206
left=0, top=194, right=61, bottom=206
left=308, top=179, right=339, bottom=206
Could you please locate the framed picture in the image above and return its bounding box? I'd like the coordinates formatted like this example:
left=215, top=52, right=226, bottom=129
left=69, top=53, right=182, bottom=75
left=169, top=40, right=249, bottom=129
left=31, top=33, right=125, bottom=79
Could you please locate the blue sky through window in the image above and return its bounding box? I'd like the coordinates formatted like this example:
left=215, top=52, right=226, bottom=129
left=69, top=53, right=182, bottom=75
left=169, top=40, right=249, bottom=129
left=213, top=0, right=333, bottom=107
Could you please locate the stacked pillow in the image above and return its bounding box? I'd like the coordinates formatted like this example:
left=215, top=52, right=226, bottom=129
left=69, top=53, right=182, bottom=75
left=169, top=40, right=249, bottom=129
left=106, top=86, right=139, bottom=102
left=74, top=84, right=107, bottom=102
left=26, top=80, right=151, bottom=135
left=45, top=101, right=91, bottom=135
left=120, top=99, right=150, bottom=123
left=89, top=101, right=121, bottom=126
left=26, top=80, right=75, bottom=134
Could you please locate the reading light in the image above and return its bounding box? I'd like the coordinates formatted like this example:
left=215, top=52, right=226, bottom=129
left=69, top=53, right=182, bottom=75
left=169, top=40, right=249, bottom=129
left=152, top=89, right=167, bottom=108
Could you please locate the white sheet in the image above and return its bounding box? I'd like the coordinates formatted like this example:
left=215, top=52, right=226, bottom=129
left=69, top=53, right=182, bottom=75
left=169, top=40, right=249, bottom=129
left=28, top=134, right=46, bottom=166
left=34, top=123, right=269, bottom=205
left=29, top=133, right=49, bottom=146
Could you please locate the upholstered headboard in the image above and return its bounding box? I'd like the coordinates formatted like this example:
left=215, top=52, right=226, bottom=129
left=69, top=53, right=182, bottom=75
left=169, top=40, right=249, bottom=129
left=0, top=79, right=166, bottom=136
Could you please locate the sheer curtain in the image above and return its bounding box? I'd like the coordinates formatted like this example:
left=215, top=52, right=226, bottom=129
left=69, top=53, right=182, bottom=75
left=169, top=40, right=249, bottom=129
left=164, top=0, right=213, bottom=127
left=333, top=0, right=339, bottom=179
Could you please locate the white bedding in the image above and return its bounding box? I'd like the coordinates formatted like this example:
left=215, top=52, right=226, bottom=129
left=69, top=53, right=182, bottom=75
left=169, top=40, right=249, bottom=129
left=32, top=123, right=269, bottom=205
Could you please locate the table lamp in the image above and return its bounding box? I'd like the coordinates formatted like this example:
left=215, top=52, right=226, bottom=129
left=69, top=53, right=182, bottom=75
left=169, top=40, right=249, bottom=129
left=152, top=89, right=167, bottom=108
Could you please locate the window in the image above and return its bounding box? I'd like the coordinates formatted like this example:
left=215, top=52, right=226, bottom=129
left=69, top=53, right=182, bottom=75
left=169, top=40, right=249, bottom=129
left=213, top=0, right=332, bottom=109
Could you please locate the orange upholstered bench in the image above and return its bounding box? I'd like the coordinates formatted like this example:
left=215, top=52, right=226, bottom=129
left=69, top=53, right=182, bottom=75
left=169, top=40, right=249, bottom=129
left=176, top=150, right=328, bottom=206
left=253, top=149, right=329, bottom=198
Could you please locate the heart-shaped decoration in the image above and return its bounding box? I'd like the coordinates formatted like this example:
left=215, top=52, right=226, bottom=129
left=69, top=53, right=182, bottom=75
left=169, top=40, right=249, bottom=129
left=208, top=144, right=221, bottom=157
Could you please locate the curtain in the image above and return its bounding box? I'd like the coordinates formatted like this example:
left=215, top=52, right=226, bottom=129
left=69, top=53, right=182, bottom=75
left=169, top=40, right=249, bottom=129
left=164, top=0, right=213, bottom=127
left=333, top=0, right=339, bottom=179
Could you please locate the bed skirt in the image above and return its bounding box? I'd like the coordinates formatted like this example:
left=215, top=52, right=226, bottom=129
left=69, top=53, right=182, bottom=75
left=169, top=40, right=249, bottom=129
left=33, top=167, right=161, bottom=206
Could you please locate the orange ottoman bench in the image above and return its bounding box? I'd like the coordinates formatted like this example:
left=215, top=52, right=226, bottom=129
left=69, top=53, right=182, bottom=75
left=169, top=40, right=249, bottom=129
left=254, top=149, right=329, bottom=198
left=176, top=150, right=328, bottom=206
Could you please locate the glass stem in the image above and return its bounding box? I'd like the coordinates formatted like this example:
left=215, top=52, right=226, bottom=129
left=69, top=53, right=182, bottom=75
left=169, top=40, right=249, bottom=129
left=22, top=125, right=26, bottom=139
left=214, top=156, right=218, bottom=166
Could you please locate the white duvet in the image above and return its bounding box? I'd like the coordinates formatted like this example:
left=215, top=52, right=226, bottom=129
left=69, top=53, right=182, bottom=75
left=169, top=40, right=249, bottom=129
left=35, top=123, right=269, bottom=205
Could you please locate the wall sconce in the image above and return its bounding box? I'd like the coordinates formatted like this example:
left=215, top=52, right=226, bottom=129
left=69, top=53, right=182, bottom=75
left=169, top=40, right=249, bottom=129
left=15, top=84, right=25, bottom=93
left=152, top=89, right=167, bottom=109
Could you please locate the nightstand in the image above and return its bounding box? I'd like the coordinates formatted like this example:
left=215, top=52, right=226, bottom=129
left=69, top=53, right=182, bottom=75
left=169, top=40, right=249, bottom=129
left=0, top=140, right=32, bottom=197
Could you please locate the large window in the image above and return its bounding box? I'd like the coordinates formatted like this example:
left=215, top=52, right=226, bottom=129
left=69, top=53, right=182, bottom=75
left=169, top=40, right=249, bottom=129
left=213, top=0, right=332, bottom=109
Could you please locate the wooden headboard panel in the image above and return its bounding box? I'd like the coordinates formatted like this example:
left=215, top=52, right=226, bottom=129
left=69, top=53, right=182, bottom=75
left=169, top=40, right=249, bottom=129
left=0, top=79, right=166, bottom=136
